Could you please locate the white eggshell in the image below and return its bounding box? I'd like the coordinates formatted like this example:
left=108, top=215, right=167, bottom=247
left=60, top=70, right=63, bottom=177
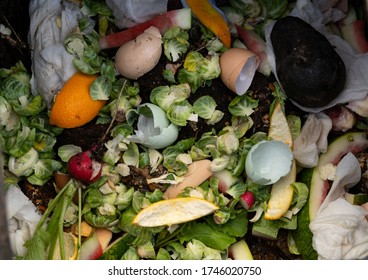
left=220, top=48, right=259, bottom=95
left=115, top=26, right=162, bottom=79
left=164, top=159, right=213, bottom=199
left=245, top=140, right=293, bottom=185
left=144, top=123, right=179, bottom=150
left=128, top=103, right=179, bottom=150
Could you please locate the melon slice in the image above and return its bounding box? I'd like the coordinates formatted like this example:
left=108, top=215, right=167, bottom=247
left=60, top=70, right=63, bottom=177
left=309, top=132, right=368, bottom=221
left=228, top=240, right=253, bottom=260
left=340, top=20, right=368, bottom=53
left=235, top=24, right=271, bottom=76
left=99, top=8, right=191, bottom=49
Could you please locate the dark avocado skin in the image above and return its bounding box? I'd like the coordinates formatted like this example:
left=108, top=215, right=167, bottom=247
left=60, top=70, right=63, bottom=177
left=271, top=16, right=346, bottom=108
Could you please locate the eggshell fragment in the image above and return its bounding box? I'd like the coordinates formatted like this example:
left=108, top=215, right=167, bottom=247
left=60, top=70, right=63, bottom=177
left=128, top=103, right=179, bottom=149
left=220, top=48, right=259, bottom=95
left=164, top=159, right=213, bottom=199
left=245, top=140, right=293, bottom=185
left=115, top=26, right=162, bottom=79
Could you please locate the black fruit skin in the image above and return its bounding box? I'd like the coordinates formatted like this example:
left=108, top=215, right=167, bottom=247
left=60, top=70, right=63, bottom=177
left=271, top=16, right=346, bottom=108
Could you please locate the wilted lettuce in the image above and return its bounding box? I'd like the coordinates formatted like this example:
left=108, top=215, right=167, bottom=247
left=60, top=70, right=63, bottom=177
left=0, top=96, right=19, bottom=131
left=150, top=84, right=190, bottom=112
left=228, top=93, right=259, bottom=117
left=192, top=95, right=217, bottom=119
left=166, top=100, right=194, bottom=126
left=8, top=148, right=39, bottom=177
left=1, top=62, right=61, bottom=185
left=178, top=51, right=221, bottom=93
left=163, top=27, right=190, bottom=62
left=258, top=0, right=288, bottom=19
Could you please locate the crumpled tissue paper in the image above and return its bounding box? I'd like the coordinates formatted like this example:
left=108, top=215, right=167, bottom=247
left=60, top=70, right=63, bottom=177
left=309, top=153, right=368, bottom=260
left=5, top=185, right=42, bottom=257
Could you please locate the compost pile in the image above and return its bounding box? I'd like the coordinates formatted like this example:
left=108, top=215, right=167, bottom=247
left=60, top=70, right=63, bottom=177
left=1, top=0, right=368, bottom=261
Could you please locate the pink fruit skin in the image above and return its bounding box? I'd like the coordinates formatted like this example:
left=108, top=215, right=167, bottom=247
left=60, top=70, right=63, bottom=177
left=319, top=140, right=368, bottom=205
left=67, top=151, right=102, bottom=185
left=99, top=8, right=190, bottom=49
left=341, top=20, right=368, bottom=53
left=235, top=24, right=271, bottom=76
left=324, top=105, right=356, bottom=132
left=94, top=228, right=113, bottom=251
left=218, top=181, right=230, bottom=194
left=79, top=234, right=103, bottom=260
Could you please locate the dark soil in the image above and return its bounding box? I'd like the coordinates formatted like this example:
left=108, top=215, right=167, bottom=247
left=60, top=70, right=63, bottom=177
left=0, top=0, right=32, bottom=70
left=1, top=0, right=304, bottom=260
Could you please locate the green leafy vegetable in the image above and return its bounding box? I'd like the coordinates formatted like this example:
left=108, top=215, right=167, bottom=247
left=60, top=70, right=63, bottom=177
left=179, top=222, right=236, bottom=251
left=192, top=95, right=218, bottom=119
left=178, top=51, right=221, bottom=93
left=228, top=94, right=259, bottom=117
left=22, top=180, right=79, bottom=260
left=258, top=0, right=288, bottom=19
left=163, top=27, right=190, bottom=62
left=166, top=100, right=194, bottom=126
left=252, top=214, right=297, bottom=240
left=90, top=75, right=112, bottom=100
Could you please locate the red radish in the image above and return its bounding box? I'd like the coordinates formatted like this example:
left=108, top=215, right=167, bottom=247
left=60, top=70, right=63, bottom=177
left=240, top=191, right=255, bottom=210
left=67, top=150, right=102, bottom=185
left=79, top=233, right=103, bottom=260
left=99, top=8, right=191, bottom=49
left=340, top=20, right=368, bottom=53
left=235, top=24, right=272, bottom=76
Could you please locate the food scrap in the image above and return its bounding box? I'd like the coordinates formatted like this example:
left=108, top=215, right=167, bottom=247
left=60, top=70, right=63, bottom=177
left=1, top=0, right=368, bottom=261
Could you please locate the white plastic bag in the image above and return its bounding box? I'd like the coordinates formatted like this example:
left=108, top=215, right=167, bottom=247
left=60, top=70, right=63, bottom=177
left=28, top=0, right=83, bottom=108
left=106, top=0, right=168, bottom=28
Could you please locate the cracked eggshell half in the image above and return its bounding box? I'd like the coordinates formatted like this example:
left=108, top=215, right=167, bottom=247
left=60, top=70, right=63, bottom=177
left=245, top=140, right=293, bottom=185
left=127, top=103, right=179, bottom=150
left=115, top=26, right=163, bottom=80
left=220, top=48, right=260, bottom=95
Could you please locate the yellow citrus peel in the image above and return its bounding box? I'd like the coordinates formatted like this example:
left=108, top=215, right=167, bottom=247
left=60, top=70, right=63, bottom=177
left=185, top=0, right=231, bottom=48
left=268, top=101, right=293, bottom=149
left=52, top=232, right=78, bottom=260
left=264, top=159, right=296, bottom=220
left=132, top=197, right=219, bottom=227
left=265, top=101, right=295, bottom=220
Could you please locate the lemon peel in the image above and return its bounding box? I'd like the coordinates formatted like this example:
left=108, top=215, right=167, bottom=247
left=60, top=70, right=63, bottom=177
left=132, top=197, right=219, bottom=227
left=268, top=102, right=293, bottom=148
left=265, top=101, right=296, bottom=220
left=264, top=159, right=297, bottom=220
left=52, top=232, right=78, bottom=260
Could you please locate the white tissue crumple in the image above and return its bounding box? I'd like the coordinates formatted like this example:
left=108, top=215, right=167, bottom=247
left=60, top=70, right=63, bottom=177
left=292, top=113, right=332, bottom=168
left=309, top=153, right=368, bottom=260
left=5, top=185, right=42, bottom=257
